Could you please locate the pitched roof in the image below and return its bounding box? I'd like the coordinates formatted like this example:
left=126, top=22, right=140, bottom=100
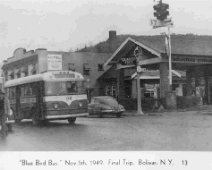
left=79, top=34, right=212, bottom=56
left=132, top=34, right=212, bottom=56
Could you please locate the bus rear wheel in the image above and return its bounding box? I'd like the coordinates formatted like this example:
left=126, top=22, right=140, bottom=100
left=32, top=114, right=41, bottom=125
left=68, top=118, right=76, bottom=124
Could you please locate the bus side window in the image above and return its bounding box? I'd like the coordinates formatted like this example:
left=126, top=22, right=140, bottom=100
left=21, top=86, right=25, bottom=97
left=9, top=87, right=16, bottom=98
left=24, top=85, right=33, bottom=96
left=9, top=88, right=11, bottom=98
left=25, top=86, right=30, bottom=96
left=31, top=84, right=36, bottom=95
left=67, top=82, right=76, bottom=93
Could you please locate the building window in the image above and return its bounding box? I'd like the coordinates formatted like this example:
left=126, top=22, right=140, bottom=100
left=4, top=71, right=8, bottom=81
left=17, top=70, right=21, bottom=78
left=9, top=87, right=16, bottom=98
left=105, top=85, right=117, bottom=98
left=14, top=69, right=21, bottom=78
left=31, top=64, right=37, bottom=75
left=8, top=71, right=14, bottom=80
left=21, top=67, right=28, bottom=77
left=98, top=64, right=104, bottom=71
left=83, top=63, right=90, bottom=75
left=21, top=84, right=35, bottom=97
left=68, top=63, right=75, bottom=71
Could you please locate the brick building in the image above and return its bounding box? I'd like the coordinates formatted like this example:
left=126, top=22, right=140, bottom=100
left=2, top=48, right=110, bottom=96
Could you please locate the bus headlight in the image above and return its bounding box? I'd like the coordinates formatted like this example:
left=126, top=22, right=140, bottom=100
left=44, top=102, right=69, bottom=110
left=54, top=103, right=59, bottom=109
left=79, top=102, right=83, bottom=108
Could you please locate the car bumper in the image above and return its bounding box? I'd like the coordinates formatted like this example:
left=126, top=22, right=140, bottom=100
left=45, top=113, right=89, bottom=120
left=101, top=109, right=125, bottom=113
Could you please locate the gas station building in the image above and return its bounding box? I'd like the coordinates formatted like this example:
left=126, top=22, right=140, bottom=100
left=99, top=35, right=212, bottom=109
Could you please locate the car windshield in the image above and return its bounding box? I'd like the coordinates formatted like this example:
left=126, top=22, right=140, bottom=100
left=97, top=97, right=118, bottom=106
left=45, top=81, right=86, bottom=95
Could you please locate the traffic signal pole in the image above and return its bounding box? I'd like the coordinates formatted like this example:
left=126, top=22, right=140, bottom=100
left=152, top=0, right=173, bottom=87
left=137, top=69, right=142, bottom=115
left=136, top=63, right=144, bottom=115
left=134, top=47, right=144, bottom=115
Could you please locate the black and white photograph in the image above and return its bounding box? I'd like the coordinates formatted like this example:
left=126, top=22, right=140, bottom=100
left=0, top=0, right=212, bottom=169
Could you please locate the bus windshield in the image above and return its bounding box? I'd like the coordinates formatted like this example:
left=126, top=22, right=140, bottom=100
left=45, top=81, right=86, bottom=95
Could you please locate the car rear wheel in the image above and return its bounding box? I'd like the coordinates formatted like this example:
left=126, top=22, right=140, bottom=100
left=41, top=120, right=48, bottom=126
left=14, top=111, right=22, bottom=123
left=68, top=117, right=76, bottom=124
left=116, top=112, right=122, bottom=118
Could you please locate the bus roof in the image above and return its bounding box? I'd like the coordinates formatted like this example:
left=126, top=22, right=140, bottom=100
left=5, top=71, right=84, bottom=87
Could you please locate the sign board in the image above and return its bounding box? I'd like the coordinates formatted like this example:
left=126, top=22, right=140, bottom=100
left=172, top=56, right=212, bottom=64
left=151, top=18, right=173, bottom=29
left=53, top=71, right=75, bottom=78
left=47, top=54, right=62, bottom=71
left=171, top=70, right=182, bottom=78
left=116, top=64, right=135, bottom=70
left=117, top=55, right=136, bottom=69
left=137, top=66, right=145, bottom=73
left=119, top=56, right=136, bottom=65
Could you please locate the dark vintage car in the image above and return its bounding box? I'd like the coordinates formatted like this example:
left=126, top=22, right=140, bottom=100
left=88, top=96, right=125, bottom=117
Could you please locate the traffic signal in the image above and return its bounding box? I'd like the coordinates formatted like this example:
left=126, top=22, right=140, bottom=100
left=153, top=1, right=169, bottom=21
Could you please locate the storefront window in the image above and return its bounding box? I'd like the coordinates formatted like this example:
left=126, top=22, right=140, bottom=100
left=105, top=85, right=117, bottom=98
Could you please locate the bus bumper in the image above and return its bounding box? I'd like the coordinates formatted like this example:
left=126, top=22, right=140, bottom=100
left=45, top=113, right=89, bottom=120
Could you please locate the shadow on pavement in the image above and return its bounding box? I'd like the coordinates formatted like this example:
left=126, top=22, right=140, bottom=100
left=13, top=120, right=89, bottom=129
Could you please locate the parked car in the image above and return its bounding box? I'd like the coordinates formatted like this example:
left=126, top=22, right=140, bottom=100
left=88, top=96, right=125, bottom=117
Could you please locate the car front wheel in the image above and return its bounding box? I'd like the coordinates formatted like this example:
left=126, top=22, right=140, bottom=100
left=68, top=117, right=76, bottom=124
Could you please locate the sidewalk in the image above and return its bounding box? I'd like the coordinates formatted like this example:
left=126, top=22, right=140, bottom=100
left=123, top=104, right=212, bottom=117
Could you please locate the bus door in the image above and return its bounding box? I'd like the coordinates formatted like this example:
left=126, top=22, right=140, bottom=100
left=38, top=81, right=45, bottom=119
left=33, top=82, right=43, bottom=119
left=20, top=84, right=36, bottom=119
left=8, top=87, right=16, bottom=115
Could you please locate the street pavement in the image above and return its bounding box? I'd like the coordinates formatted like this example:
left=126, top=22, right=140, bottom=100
left=1, top=105, right=212, bottom=151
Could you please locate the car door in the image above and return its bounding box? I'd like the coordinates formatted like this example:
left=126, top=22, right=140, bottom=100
left=93, top=99, right=102, bottom=114
left=88, top=98, right=96, bottom=114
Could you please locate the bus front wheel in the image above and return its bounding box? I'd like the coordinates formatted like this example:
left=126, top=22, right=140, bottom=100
left=15, top=119, right=22, bottom=123
left=68, top=118, right=76, bottom=124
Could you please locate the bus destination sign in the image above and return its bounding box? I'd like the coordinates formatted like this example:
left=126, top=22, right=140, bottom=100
left=54, top=71, right=75, bottom=78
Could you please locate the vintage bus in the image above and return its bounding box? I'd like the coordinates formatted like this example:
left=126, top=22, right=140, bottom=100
left=4, top=71, right=89, bottom=125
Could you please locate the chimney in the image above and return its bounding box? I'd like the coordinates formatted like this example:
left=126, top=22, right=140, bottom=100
left=109, top=30, right=116, bottom=41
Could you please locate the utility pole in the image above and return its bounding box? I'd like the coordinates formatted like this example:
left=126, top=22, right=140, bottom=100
left=168, top=26, right=172, bottom=87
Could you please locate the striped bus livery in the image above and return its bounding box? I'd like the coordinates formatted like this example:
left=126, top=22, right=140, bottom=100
left=5, top=71, right=89, bottom=125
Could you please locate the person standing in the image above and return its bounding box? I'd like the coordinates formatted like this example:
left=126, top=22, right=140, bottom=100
left=0, top=91, right=8, bottom=138
left=0, top=90, right=12, bottom=138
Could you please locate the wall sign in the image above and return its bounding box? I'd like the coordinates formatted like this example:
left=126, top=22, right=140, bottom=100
left=119, top=56, right=136, bottom=65
left=47, top=54, right=62, bottom=71
left=172, top=56, right=212, bottom=64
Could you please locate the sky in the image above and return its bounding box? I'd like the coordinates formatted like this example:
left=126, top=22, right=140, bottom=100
left=0, top=0, right=212, bottom=62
